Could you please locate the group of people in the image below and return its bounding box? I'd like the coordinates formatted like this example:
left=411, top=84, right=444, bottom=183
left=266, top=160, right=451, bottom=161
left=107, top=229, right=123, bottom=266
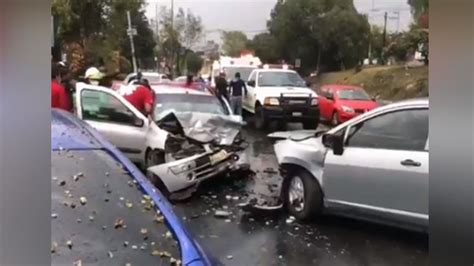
left=51, top=63, right=155, bottom=118
left=214, top=71, right=248, bottom=115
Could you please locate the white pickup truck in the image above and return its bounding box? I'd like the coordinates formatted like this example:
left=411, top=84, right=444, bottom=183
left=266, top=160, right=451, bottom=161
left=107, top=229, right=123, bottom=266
left=242, top=68, right=320, bottom=129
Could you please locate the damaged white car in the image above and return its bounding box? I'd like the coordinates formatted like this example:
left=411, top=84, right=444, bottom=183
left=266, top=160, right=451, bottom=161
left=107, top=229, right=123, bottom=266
left=270, top=98, right=429, bottom=231
left=75, top=83, right=249, bottom=196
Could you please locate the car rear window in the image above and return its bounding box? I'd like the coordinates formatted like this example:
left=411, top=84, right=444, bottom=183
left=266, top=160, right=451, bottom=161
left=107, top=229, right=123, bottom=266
left=51, top=150, right=180, bottom=265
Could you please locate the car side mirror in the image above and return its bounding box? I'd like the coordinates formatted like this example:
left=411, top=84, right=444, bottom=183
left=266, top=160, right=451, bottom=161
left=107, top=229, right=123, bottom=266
left=133, top=117, right=144, bottom=127
left=326, top=94, right=334, bottom=101
left=322, top=133, right=344, bottom=155
left=247, top=80, right=255, bottom=87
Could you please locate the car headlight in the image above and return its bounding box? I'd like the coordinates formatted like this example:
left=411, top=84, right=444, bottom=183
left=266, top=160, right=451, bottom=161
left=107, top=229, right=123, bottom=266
left=311, top=98, right=319, bottom=106
left=264, top=97, right=280, bottom=106
left=169, top=161, right=196, bottom=175
left=341, top=105, right=355, bottom=113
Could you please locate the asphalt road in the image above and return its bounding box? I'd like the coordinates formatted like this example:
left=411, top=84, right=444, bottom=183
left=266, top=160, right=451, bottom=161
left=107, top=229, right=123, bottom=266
left=170, top=122, right=429, bottom=266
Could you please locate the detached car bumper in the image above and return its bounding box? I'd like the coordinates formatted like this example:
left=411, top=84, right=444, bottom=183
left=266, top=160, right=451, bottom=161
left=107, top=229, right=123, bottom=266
left=147, top=149, right=244, bottom=193
left=263, top=105, right=320, bottom=122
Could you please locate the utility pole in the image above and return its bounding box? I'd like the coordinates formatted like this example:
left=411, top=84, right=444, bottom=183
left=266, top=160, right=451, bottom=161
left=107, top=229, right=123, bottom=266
left=126, top=11, right=138, bottom=73
left=155, top=3, right=159, bottom=36
left=381, top=11, right=388, bottom=65
left=170, top=0, right=175, bottom=78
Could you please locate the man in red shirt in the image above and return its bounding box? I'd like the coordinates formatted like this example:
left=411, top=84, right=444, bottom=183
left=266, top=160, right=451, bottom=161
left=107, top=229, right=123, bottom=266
left=122, top=82, right=154, bottom=117
left=51, top=63, right=71, bottom=112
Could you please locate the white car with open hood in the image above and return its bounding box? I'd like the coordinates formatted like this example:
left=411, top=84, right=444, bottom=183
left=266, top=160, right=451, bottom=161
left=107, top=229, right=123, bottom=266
left=75, top=82, right=249, bottom=196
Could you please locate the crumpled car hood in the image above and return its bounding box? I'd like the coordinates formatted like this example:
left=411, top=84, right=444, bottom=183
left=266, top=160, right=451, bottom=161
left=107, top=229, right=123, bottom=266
left=268, top=129, right=326, bottom=141
left=157, top=111, right=243, bottom=146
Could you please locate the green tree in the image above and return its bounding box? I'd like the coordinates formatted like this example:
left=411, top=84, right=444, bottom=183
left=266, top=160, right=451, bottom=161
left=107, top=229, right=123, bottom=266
left=407, top=0, right=429, bottom=21
left=186, top=51, right=204, bottom=74
left=248, top=33, right=280, bottom=63
left=267, top=0, right=370, bottom=72
left=221, top=31, right=249, bottom=57
left=52, top=0, right=156, bottom=75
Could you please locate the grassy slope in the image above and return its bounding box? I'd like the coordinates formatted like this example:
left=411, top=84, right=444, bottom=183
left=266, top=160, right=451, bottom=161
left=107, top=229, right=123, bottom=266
left=311, top=65, right=428, bottom=101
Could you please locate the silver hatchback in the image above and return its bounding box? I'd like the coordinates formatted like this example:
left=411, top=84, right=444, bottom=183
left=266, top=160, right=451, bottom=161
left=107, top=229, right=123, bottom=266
left=272, top=98, right=429, bottom=232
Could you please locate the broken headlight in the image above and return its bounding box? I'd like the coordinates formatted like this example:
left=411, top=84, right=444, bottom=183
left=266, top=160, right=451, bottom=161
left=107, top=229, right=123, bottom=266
left=169, top=160, right=197, bottom=175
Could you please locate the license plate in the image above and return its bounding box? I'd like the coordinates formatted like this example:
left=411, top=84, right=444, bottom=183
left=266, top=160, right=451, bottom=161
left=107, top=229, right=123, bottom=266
left=210, top=150, right=229, bottom=165
left=292, top=112, right=302, bottom=117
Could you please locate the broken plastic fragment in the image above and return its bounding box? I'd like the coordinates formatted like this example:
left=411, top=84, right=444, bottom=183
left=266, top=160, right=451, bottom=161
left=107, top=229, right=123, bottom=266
left=66, top=240, right=73, bottom=249
left=51, top=242, right=58, bottom=253
left=108, top=251, right=114, bottom=258
left=123, top=241, right=129, bottom=247
left=132, top=245, right=138, bottom=250
left=73, top=260, right=82, bottom=266
left=51, top=213, right=58, bottom=219
left=214, top=210, right=231, bottom=218
left=164, top=231, right=172, bottom=239
left=114, top=218, right=125, bottom=229
left=89, top=215, right=94, bottom=221
left=73, top=172, right=84, bottom=181
left=154, top=214, right=164, bottom=223
left=80, top=197, right=87, bottom=205
left=125, top=202, right=133, bottom=208
left=227, top=255, right=233, bottom=260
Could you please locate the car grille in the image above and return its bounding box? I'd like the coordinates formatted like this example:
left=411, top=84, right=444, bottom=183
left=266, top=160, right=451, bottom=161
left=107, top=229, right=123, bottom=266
left=280, top=97, right=310, bottom=106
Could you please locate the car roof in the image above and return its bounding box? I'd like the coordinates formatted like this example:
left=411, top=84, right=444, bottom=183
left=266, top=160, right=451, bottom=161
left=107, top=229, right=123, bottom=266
left=257, top=68, right=297, bottom=73
left=151, top=85, right=212, bottom=96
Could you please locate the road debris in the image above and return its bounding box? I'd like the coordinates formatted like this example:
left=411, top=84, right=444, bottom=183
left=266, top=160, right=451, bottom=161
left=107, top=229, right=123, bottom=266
left=66, top=240, right=73, bottom=249
left=227, top=255, right=233, bottom=260
left=123, top=241, right=129, bottom=247
left=140, top=228, right=149, bottom=240
left=114, top=218, right=125, bottom=229
left=286, top=216, right=296, bottom=224
left=51, top=213, right=58, bottom=219
left=154, top=214, right=164, bottom=223
left=164, top=231, right=173, bottom=239
left=214, top=210, right=231, bottom=218
left=58, top=180, right=66, bottom=186
left=108, top=251, right=114, bottom=258
left=89, top=215, right=94, bottom=221
left=73, top=172, right=84, bottom=181
left=73, top=260, right=82, bottom=266
left=125, top=202, right=133, bottom=208
left=79, top=197, right=87, bottom=205
left=51, top=242, right=58, bottom=253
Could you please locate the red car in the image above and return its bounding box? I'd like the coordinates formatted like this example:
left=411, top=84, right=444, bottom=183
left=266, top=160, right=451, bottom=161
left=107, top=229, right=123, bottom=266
left=318, top=84, right=379, bottom=125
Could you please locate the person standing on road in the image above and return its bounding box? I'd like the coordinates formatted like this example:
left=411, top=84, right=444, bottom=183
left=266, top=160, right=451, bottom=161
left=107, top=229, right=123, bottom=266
left=215, top=71, right=229, bottom=101
left=228, top=72, right=247, bottom=115
left=51, top=63, right=72, bottom=112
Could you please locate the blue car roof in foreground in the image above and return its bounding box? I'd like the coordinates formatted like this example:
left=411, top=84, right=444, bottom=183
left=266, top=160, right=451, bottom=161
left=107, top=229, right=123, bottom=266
left=51, top=109, right=210, bottom=266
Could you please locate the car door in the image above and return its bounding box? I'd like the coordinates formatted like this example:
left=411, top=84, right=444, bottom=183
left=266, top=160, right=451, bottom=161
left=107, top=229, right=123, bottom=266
left=322, top=106, right=429, bottom=227
left=75, top=83, right=149, bottom=163
left=318, top=87, right=332, bottom=120
left=243, top=71, right=257, bottom=112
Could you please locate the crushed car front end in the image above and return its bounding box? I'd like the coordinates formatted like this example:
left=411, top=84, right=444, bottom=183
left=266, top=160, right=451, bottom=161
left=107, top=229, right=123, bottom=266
left=148, top=112, right=249, bottom=194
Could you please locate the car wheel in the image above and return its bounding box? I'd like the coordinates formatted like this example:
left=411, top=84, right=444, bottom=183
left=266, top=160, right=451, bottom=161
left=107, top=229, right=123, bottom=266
left=254, top=105, right=267, bottom=130
left=331, top=111, right=339, bottom=126
left=303, top=119, right=319, bottom=129
left=283, top=170, right=323, bottom=220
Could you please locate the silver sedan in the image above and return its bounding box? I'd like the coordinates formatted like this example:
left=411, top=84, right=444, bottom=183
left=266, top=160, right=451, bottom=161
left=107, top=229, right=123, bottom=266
left=272, top=98, right=429, bottom=232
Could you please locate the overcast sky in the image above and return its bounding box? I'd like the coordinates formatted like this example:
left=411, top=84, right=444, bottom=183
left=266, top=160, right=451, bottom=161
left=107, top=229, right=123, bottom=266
left=145, top=0, right=413, bottom=45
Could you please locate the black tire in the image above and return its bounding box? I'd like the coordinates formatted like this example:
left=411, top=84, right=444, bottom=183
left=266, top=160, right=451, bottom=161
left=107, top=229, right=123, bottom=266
left=254, top=105, right=268, bottom=130
left=303, top=119, right=319, bottom=130
left=331, top=111, right=339, bottom=126
left=282, top=169, right=323, bottom=220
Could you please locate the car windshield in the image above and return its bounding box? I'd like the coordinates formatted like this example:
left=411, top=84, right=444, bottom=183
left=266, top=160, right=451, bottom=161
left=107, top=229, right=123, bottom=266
left=51, top=150, right=180, bottom=265
left=258, top=71, right=306, bottom=87
left=223, top=67, right=255, bottom=81
left=337, top=88, right=371, bottom=100
left=154, top=94, right=229, bottom=121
